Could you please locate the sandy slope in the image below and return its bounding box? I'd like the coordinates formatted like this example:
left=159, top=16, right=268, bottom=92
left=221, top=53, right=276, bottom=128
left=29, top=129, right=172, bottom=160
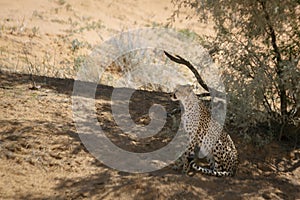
left=0, top=0, right=214, bottom=78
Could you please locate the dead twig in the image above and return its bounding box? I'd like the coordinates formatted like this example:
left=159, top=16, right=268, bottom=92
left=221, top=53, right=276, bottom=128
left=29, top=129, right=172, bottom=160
left=23, top=48, right=41, bottom=90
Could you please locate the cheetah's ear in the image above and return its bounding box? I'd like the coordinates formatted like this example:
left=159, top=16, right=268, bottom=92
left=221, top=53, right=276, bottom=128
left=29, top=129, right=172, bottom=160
left=184, top=84, right=193, bottom=93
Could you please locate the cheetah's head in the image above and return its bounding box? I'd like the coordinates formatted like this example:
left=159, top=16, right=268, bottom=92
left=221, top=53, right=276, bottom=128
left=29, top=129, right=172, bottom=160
left=170, top=84, right=194, bottom=102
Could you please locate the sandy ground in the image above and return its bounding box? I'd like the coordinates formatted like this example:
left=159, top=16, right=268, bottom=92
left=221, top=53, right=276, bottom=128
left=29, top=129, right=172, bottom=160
left=0, top=0, right=300, bottom=199
left=0, top=0, right=213, bottom=78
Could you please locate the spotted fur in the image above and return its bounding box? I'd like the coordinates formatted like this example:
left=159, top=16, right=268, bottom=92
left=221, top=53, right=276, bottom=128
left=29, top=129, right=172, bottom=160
left=171, top=85, right=238, bottom=177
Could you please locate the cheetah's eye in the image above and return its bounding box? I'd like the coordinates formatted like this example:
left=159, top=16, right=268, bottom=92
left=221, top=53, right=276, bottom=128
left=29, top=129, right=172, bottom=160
left=171, top=93, right=177, bottom=99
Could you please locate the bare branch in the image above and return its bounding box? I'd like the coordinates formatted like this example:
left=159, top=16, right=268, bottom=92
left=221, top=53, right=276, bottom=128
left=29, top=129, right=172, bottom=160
left=164, top=50, right=209, bottom=91
left=164, top=50, right=225, bottom=99
left=197, top=93, right=211, bottom=98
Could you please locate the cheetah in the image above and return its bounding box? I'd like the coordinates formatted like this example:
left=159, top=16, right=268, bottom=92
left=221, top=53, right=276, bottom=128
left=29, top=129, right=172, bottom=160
left=171, top=84, right=238, bottom=177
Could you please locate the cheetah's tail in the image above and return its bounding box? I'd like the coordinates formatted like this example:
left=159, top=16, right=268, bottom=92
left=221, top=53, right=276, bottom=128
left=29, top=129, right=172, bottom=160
left=190, top=161, right=234, bottom=177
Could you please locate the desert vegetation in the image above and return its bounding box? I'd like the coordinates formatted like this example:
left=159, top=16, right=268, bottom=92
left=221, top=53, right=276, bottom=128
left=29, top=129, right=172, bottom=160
left=171, top=0, right=300, bottom=145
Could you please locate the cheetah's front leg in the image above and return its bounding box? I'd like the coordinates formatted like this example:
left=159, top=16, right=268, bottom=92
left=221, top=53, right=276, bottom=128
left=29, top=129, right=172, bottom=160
left=172, top=152, right=191, bottom=174
left=181, top=152, right=193, bottom=174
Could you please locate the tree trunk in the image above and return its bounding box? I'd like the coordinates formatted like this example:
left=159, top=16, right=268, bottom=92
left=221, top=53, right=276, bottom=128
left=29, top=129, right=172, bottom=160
left=259, top=0, right=288, bottom=122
